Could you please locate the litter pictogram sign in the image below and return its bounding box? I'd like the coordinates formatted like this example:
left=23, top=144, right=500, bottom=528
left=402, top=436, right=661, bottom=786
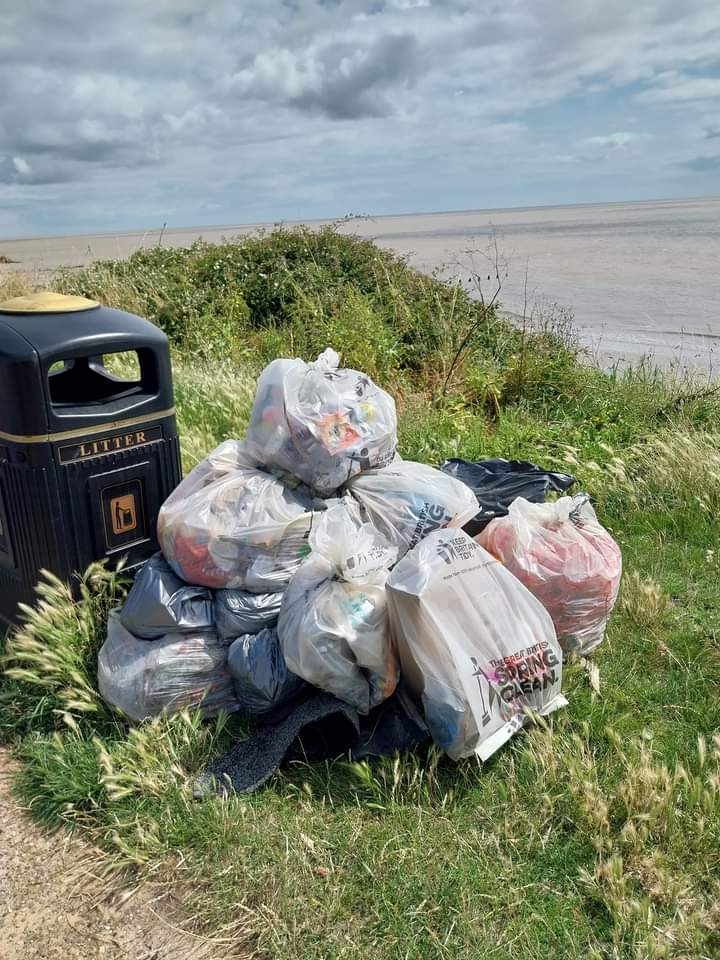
left=110, top=493, right=137, bottom=535
left=101, top=479, right=147, bottom=550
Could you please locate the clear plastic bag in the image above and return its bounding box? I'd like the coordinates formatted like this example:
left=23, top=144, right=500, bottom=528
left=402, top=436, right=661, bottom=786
left=120, top=553, right=215, bottom=639
left=479, top=494, right=622, bottom=656
left=387, top=530, right=566, bottom=761
left=214, top=589, right=283, bottom=642
left=245, top=348, right=398, bottom=496
left=158, top=442, right=314, bottom=591
left=97, top=611, right=238, bottom=722
left=227, top=628, right=306, bottom=715
left=278, top=500, right=398, bottom=714
left=346, top=460, right=479, bottom=557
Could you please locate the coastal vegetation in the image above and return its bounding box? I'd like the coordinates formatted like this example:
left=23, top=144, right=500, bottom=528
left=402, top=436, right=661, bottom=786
left=1, top=226, right=719, bottom=960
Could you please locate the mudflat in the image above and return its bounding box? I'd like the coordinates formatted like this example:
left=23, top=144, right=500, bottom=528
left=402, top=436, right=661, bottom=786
left=2, top=197, right=719, bottom=367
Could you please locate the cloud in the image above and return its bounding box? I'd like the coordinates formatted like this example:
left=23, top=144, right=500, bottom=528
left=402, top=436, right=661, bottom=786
left=637, top=73, right=720, bottom=104
left=580, top=132, right=645, bottom=149
left=233, top=32, right=422, bottom=119
left=681, top=154, right=720, bottom=171
left=1, top=0, right=720, bottom=234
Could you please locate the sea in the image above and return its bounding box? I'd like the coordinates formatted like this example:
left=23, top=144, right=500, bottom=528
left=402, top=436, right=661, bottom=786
left=2, top=197, right=719, bottom=369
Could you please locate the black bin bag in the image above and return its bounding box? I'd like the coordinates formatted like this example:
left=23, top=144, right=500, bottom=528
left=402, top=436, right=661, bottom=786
left=214, top=589, right=283, bottom=642
left=119, top=553, right=215, bottom=639
left=227, top=628, right=306, bottom=715
left=439, top=458, right=575, bottom=537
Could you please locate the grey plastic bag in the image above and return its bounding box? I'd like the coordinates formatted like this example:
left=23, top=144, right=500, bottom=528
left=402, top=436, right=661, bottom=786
left=98, top=611, right=238, bottom=722
left=214, top=589, right=283, bottom=642
left=119, top=553, right=215, bottom=639
left=227, top=628, right=306, bottom=715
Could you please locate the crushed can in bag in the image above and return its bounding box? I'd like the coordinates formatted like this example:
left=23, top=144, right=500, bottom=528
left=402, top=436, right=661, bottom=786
left=479, top=494, right=622, bottom=656
left=346, top=460, right=478, bottom=557
left=386, top=530, right=567, bottom=761
left=245, top=348, right=397, bottom=496
left=278, top=500, right=398, bottom=714
left=158, top=441, right=314, bottom=591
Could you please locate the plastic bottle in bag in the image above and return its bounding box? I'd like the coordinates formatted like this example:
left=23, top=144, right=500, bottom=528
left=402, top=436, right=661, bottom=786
left=97, top=611, right=238, bottom=722
left=479, top=494, right=622, bottom=656
left=158, top=442, right=314, bottom=591
left=245, top=349, right=398, bottom=496
left=346, top=460, right=479, bottom=557
left=227, top=628, right=306, bottom=715
left=386, top=529, right=566, bottom=761
left=277, top=500, right=399, bottom=714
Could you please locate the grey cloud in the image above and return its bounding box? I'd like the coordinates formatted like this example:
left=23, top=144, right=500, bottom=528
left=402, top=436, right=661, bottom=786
left=580, top=132, right=645, bottom=150
left=0, top=156, right=77, bottom=186
left=289, top=34, right=421, bottom=119
left=1, top=0, right=719, bottom=228
left=681, top=154, right=720, bottom=171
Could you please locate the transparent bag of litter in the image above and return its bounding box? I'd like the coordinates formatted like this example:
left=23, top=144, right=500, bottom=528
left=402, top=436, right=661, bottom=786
left=227, top=628, right=306, bottom=715
left=158, top=442, right=314, bottom=591
left=479, top=494, right=622, bottom=656
left=347, top=460, right=479, bottom=557
left=214, top=589, right=283, bottom=642
left=386, top=530, right=566, bottom=761
left=98, top=611, right=238, bottom=722
left=245, top=348, right=398, bottom=496
left=278, top=501, right=399, bottom=713
left=119, top=553, right=215, bottom=639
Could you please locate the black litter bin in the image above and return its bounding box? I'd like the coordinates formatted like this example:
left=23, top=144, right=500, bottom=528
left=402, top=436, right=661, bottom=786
left=0, top=291, right=182, bottom=626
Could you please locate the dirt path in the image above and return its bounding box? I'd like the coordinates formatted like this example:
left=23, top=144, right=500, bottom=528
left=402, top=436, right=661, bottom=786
left=0, top=748, right=243, bottom=960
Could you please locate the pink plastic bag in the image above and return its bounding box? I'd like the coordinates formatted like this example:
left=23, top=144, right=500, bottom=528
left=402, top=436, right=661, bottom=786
left=479, top=495, right=622, bottom=656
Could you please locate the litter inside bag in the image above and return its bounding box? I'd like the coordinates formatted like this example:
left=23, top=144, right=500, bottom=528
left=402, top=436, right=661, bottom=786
left=479, top=494, right=622, bottom=656
left=245, top=348, right=398, bottom=496
left=98, top=611, right=238, bottom=722
left=158, top=442, right=314, bottom=591
left=119, top=553, right=215, bottom=639
left=346, top=460, right=479, bottom=557
left=386, top=529, right=566, bottom=761
left=214, top=589, right=283, bottom=642
left=440, top=457, right=576, bottom=536
left=227, top=628, right=306, bottom=715
left=278, top=500, right=398, bottom=714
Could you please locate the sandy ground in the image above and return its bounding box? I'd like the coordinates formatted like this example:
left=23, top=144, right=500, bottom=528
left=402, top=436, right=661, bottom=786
left=0, top=748, right=244, bottom=960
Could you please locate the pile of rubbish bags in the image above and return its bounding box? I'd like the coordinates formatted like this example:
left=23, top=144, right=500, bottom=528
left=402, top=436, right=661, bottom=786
left=98, top=347, right=622, bottom=771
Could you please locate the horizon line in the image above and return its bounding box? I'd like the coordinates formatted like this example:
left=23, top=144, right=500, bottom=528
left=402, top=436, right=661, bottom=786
left=1, top=193, right=719, bottom=245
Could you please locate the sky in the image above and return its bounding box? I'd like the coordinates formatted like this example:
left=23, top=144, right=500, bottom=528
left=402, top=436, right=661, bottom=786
left=1, top=0, right=719, bottom=237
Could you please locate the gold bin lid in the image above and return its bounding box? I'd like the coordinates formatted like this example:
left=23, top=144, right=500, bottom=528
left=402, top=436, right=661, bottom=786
left=0, top=292, right=100, bottom=314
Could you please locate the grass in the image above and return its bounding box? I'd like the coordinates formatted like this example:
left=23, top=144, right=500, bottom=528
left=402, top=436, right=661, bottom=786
left=2, top=227, right=720, bottom=959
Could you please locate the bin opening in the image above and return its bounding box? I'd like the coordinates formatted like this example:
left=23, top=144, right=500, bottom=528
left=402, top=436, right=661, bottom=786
left=48, top=349, right=158, bottom=408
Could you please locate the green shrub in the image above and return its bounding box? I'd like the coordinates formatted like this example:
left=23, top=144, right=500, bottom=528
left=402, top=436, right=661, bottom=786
left=56, top=226, right=520, bottom=388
